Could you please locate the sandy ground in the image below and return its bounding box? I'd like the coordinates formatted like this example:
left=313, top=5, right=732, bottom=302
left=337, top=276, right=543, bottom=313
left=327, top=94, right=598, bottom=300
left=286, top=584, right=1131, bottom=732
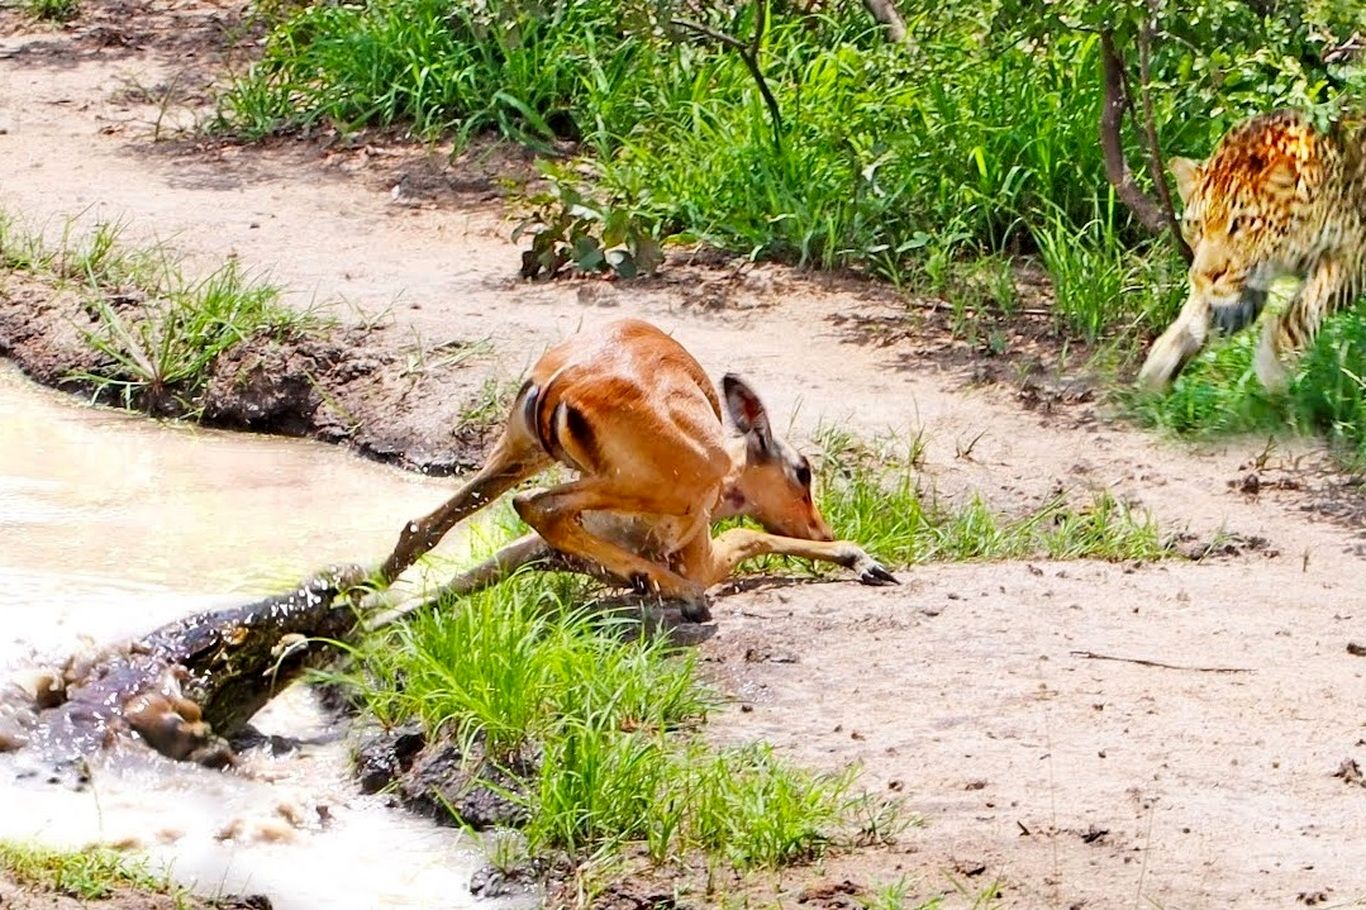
left=3, top=3, right=1366, bottom=908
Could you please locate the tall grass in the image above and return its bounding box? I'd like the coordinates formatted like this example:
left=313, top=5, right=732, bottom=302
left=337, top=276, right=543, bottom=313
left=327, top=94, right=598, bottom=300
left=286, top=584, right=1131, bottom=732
left=349, top=569, right=853, bottom=868
left=220, top=0, right=1352, bottom=289
left=1031, top=195, right=1187, bottom=345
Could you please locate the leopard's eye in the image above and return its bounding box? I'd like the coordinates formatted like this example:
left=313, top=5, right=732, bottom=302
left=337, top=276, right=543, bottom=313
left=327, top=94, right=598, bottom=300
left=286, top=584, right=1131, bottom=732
left=1227, top=215, right=1246, bottom=238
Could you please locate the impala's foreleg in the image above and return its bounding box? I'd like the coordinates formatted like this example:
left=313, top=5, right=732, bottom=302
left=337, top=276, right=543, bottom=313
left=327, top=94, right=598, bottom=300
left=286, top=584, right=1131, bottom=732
left=378, top=431, right=550, bottom=585
left=690, top=527, right=898, bottom=589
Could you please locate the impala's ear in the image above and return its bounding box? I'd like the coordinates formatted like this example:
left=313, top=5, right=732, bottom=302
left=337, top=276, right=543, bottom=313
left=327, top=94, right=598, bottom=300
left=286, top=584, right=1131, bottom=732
left=1170, top=156, right=1203, bottom=205
left=722, top=373, right=775, bottom=456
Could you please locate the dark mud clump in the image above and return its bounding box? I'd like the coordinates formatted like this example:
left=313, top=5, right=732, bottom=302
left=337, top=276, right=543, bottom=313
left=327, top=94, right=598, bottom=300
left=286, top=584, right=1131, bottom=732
left=353, top=724, right=533, bottom=830
left=200, top=330, right=378, bottom=439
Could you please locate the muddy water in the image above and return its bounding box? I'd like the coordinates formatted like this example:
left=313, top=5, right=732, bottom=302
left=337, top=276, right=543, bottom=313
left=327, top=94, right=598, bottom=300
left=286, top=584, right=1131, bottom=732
left=0, top=365, right=508, bottom=908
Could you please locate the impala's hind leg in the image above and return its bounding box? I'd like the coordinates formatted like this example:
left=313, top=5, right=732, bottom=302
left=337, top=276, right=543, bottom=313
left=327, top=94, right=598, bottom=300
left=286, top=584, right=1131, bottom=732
left=428, top=533, right=645, bottom=600
left=379, top=421, right=550, bottom=585
left=513, top=479, right=710, bottom=614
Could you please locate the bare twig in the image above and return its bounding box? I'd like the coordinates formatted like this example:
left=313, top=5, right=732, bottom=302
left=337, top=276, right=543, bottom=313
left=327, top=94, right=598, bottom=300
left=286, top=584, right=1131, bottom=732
left=672, top=5, right=784, bottom=152
left=1137, top=11, right=1192, bottom=262
left=1098, top=28, right=1167, bottom=235
left=860, top=0, right=907, bottom=43
left=1070, top=650, right=1253, bottom=674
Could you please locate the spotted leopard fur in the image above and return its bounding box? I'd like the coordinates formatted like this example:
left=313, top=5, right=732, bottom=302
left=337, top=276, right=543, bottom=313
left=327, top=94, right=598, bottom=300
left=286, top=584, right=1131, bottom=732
left=1137, top=109, right=1366, bottom=392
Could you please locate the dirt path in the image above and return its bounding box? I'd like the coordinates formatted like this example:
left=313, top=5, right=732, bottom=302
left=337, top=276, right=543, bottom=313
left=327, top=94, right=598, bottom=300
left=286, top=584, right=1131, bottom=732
left=4, top=5, right=1366, bottom=908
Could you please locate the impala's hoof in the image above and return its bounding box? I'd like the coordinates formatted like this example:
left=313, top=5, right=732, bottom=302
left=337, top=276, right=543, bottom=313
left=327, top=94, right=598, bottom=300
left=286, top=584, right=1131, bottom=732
left=858, top=561, right=899, bottom=586
left=840, top=545, right=899, bottom=586
left=679, top=594, right=713, bottom=624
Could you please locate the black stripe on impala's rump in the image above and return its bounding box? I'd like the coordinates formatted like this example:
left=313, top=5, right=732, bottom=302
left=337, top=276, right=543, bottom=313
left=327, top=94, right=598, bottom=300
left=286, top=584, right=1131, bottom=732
left=519, top=378, right=570, bottom=465
left=519, top=370, right=589, bottom=474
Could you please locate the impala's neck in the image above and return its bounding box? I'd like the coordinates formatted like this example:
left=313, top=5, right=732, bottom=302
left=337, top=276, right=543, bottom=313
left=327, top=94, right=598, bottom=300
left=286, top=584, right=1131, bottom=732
left=714, top=437, right=752, bottom=520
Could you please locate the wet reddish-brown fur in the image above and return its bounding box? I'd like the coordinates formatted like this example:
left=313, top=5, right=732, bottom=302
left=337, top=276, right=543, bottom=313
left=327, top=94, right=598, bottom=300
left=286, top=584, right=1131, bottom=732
left=375, top=318, right=895, bottom=618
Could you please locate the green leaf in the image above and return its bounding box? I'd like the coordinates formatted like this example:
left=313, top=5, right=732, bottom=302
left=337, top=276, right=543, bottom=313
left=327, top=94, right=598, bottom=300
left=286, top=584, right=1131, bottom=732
left=606, top=248, right=637, bottom=279
left=574, top=235, right=605, bottom=271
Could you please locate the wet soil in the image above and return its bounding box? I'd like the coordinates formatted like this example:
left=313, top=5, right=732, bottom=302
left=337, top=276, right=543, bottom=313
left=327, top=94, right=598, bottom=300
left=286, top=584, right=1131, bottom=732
left=7, top=0, right=1366, bottom=907
left=0, top=874, right=270, bottom=910
left=352, top=723, right=531, bottom=831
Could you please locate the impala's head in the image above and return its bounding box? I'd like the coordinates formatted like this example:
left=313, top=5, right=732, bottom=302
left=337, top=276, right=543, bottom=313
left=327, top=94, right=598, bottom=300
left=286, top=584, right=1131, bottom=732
left=1138, top=112, right=1326, bottom=390
left=719, top=374, right=834, bottom=542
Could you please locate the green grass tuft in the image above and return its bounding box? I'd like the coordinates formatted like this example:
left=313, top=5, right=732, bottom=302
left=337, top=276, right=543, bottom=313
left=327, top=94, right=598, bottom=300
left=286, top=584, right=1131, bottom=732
left=73, top=258, right=308, bottom=415
left=22, top=0, right=79, bottom=22
left=348, top=563, right=856, bottom=869
left=677, top=744, right=854, bottom=869
left=0, top=841, right=167, bottom=900
left=0, top=212, right=321, bottom=416
left=813, top=427, right=1168, bottom=568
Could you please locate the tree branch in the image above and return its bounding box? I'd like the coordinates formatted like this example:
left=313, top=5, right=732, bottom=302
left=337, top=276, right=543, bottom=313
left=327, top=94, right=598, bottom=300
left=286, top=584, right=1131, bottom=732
left=1137, top=13, right=1192, bottom=262
left=1071, top=650, right=1253, bottom=674
left=860, top=0, right=907, bottom=43
left=672, top=9, right=784, bottom=153
left=1098, top=28, right=1167, bottom=235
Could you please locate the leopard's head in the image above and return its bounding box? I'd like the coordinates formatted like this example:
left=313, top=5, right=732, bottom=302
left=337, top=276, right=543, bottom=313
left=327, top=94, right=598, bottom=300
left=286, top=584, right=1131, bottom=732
left=1172, top=112, right=1326, bottom=334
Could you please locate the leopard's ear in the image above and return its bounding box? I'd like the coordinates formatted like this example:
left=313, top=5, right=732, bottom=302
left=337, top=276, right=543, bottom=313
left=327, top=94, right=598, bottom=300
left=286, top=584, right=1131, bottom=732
left=1170, top=157, right=1203, bottom=204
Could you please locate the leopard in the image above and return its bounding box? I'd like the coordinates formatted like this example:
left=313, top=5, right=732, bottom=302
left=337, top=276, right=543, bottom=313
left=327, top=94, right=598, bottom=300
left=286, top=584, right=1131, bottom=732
left=1137, top=108, right=1366, bottom=393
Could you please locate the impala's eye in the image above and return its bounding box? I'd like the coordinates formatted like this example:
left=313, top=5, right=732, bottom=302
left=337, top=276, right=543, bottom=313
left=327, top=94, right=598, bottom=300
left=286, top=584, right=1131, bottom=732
left=795, top=461, right=812, bottom=488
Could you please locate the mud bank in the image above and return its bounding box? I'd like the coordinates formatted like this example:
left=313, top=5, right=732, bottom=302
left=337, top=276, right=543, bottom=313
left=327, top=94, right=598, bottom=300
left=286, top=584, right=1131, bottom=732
left=0, top=873, right=271, bottom=910
left=0, top=270, right=499, bottom=474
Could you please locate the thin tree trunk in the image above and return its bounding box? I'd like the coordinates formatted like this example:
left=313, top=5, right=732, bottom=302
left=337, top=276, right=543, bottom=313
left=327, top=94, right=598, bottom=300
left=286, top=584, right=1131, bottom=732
left=860, top=0, right=907, bottom=43
left=1136, top=14, right=1192, bottom=262
left=1098, top=28, right=1167, bottom=235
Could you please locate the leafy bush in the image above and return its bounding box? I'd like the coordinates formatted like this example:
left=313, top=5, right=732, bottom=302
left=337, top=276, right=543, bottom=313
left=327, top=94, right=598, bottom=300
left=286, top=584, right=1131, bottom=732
left=223, top=0, right=1361, bottom=284
left=513, top=171, right=665, bottom=280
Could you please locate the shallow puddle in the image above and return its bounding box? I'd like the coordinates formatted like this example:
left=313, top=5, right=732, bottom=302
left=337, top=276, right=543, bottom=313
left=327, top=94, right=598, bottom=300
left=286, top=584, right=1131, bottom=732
left=0, top=365, right=512, bottom=908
